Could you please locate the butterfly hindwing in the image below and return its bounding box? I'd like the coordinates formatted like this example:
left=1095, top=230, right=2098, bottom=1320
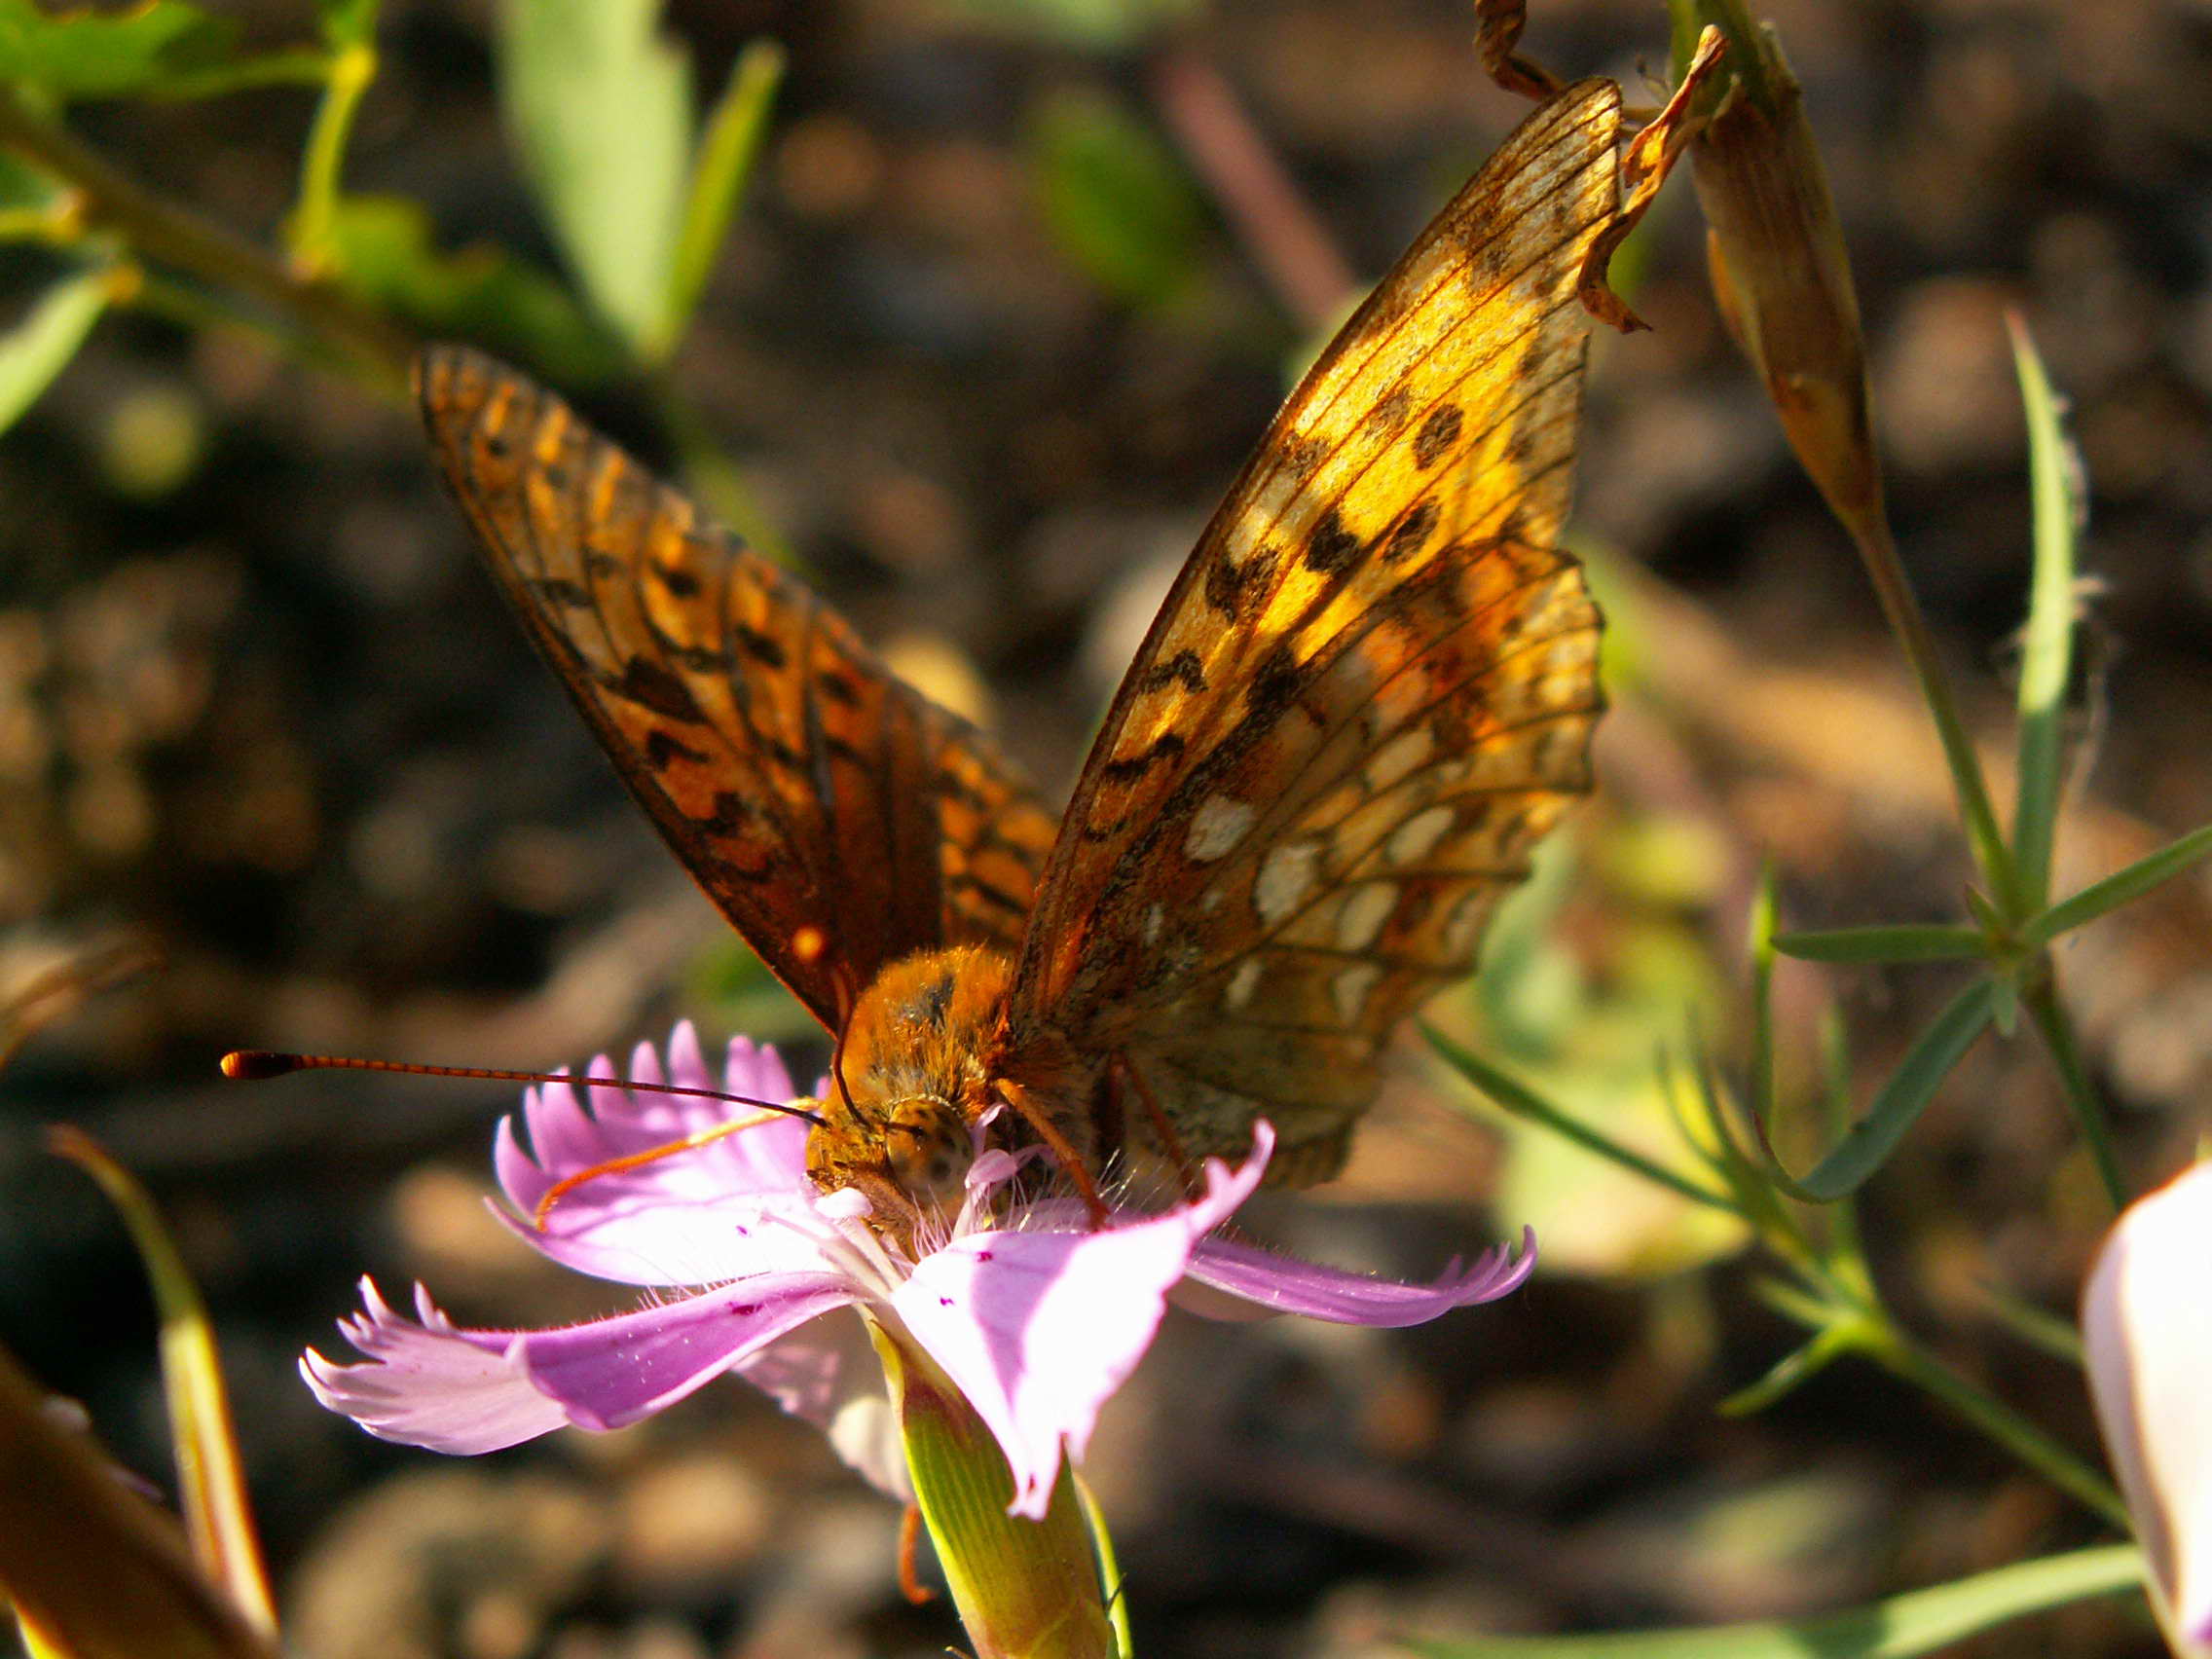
left=417, top=347, right=1056, bottom=1029
left=1006, top=81, right=1621, bottom=1179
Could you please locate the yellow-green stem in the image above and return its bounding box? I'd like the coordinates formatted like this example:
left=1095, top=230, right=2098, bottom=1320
left=0, top=88, right=413, bottom=393
left=875, top=1321, right=1115, bottom=1659
left=289, top=42, right=379, bottom=279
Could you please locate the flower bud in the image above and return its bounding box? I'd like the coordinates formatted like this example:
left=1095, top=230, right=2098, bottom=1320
left=1672, top=0, right=1882, bottom=536
left=2083, top=1161, right=2212, bottom=1657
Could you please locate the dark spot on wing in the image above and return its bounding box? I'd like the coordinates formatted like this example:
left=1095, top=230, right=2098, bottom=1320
left=533, top=576, right=592, bottom=610
left=1385, top=499, right=1441, bottom=563
left=735, top=625, right=787, bottom=669
left=616, top=654, right=708, bottom=723
left=645, top=727, right=709, bottom=771
left=1303, top=507, right=1361, bottom=575
left=1100, top=732, right=1187, bottom=784
left=1413, top=404, right=1463, bottom=468
left=1204, top=543, right=1279, bottom=620
left=655, top=564, right=700, bottom=598
left=1138, top=649, right=1208, bottom=695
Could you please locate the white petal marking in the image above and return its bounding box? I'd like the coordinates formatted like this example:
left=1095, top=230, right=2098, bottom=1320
left=1255, top=840, right=1323, bottom=927
left=1386, top=804, right=1455, bottom=866
left=1225, top=958, right=1264, bottom=1012
left=1185, top=794, right=1255, bottom=864
left=1335, top=883, right=1397, bottom=951
left=1332, top=963, right=1382, bottom=1026
left=1367, top=726, right=1434, bottom=793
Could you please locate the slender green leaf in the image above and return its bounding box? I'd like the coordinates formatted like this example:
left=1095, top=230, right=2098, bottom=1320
left=1771, top=924, right=1986, bottom=964
left=1977, top=1281, right=2085, bottom=1367
left=500, top=0, right=690, bottom=355
left=1717, top=1326, right=1854, bottom=1417
left=0, top=268, right=110, bottom=435
left=323, top=194, right=624, bottom=384
left=1762, top=979, right=1997, bottom=1202
left=317, top=0, right=380, bottom=50
left=2008, top=317, right=2084, bottom=915
left=1028, top=87, right=1209, bottom=311
left=0, top=0, right=242, bottom=99
left=653, top=37, right=784, bottom=363
left=47, top=1129, right=276, bottom=1636
left=1405, top=1544, right=2143, bottom=1658
left=2023, top=821, right=2212, bottom=944
left=1424, top=1023, right=1738, bottom=1213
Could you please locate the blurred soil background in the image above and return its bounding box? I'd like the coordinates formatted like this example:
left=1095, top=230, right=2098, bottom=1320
left=4, top=0, right=2212, bottom=1654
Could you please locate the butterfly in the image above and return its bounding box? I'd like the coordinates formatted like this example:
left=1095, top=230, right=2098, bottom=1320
left=416, top=79, right=1624, bottom=1231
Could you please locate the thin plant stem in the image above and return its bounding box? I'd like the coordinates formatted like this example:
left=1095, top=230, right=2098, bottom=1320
left=1146, top=45, right=1357, bottom=333
left=2021, top=975, right=2127, bottom=1210
left=0, top=88, right=414, bottom=393
left=289, top=41, right=380, bottom=278
left=1848, top=513, right=2020, bottom=914
left=1863, top=1325, right=2127, bottom=1530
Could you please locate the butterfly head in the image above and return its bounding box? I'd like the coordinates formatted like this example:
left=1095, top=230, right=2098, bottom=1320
left=799, top=944, right=1016, bottom=1227
left=803, top=1088, right=975, bottom=1223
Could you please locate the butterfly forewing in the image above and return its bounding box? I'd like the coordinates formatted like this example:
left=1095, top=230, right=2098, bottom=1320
left=1006, top=81, right=1621, bottom=1179
left=418, top=347, right=1056, bottom=1029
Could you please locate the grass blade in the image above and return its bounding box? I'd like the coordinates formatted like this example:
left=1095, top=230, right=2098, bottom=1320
left=2022, top=820, right=2212, bottom=944
left=2008, top=316, right=2084, bottom=914
left=1771, top=924, right=1985, bottom=963
left=1405, top=1542, right=2142, bottom=1658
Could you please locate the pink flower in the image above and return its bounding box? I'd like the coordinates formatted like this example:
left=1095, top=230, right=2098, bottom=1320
left=305, top=1023, right=1534, bottom=1520
left=2084, top=1161, right=2212, bottom=1658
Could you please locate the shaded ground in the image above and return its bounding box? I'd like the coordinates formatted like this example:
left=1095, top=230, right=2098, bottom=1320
left=4, top=0, right=2211, bottom=1654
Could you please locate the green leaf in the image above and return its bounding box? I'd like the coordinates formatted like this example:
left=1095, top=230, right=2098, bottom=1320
left=0, top=0, right=242, bottom=99
left=317, top=0, right=380, bottom=50
left=499, top=0, right=691, bottom=356
left=1716, top=1325, right=1854, bottom=1416
left=322, top=194, right=624, bottom=384
left=47, top=1128, right=276, bottom=1635
left=940, top=0, right=1199, bottom=50
left=1770, top=924, right=1987, bottom=964
left=1425, top=1022, right=1738, bottom=1214
left=2022, top=820, right=2212, bottom=944
left=653, top=36, right=783, bottom=363
left=0, top=267, right=109, bottom=435
left=1763, top=979, right=1997, bottom=1202
left=1403, top=1543, right=2143, bottom=1658
left=1028, top=87, right=1209, bottom=311
left=2009, top=317, right=2084, bottom=915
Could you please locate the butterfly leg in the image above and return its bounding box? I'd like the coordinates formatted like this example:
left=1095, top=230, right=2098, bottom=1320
left=994, top=1078, right=1110, bottom=1225
left=1112, top=1051, right=1204, bottom=1198
left=531, top=1108, right=801, bottom=1228
left=897, top=1502, right=935, bottom=1604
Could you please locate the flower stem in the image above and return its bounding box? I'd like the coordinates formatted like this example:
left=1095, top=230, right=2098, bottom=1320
left=876, top=1323, right=1115, bottom=1659
left=1847, top=514, right=2020, bottom=914
left=1862, top=1324, right=2127, bottom=1530
left=2019, top=976, right=2126, bottom=1210
left=289, top=41, right=380, bottom=280
left=0, top=88, right=414, bottom=394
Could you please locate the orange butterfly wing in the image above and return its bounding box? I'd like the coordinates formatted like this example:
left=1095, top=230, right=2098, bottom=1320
left=1006, top=81, right=1622, bottom=1181
left=417, top=348, right=1057, bottom=1031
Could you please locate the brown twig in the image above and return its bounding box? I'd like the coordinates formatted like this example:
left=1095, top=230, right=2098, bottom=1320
left=0, top=88, right=415, bottom=395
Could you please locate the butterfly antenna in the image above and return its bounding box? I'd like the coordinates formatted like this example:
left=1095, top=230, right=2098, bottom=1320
left=829, top=1021, right=864, bottom=1122
left=222, top=1050, right=832, bottom=1229
left=219, top=1050, right=828, bottom=1126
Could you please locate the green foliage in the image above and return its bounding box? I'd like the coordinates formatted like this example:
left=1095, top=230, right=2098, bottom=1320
left=1028, top=88, right=1210, bottom=312
left=660, top=40, right=784, bottom=363
left=940, top=0, right=1201, bottom=50
left=322, top=195, right=625, bottom=385
left=1405, top=1543, right=2143, bottom=1659
left=0, top=0, right=239, bottom=100
left=0, top=267, right=109, bottom=436
left=499, top=0, right=692, bottom=357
